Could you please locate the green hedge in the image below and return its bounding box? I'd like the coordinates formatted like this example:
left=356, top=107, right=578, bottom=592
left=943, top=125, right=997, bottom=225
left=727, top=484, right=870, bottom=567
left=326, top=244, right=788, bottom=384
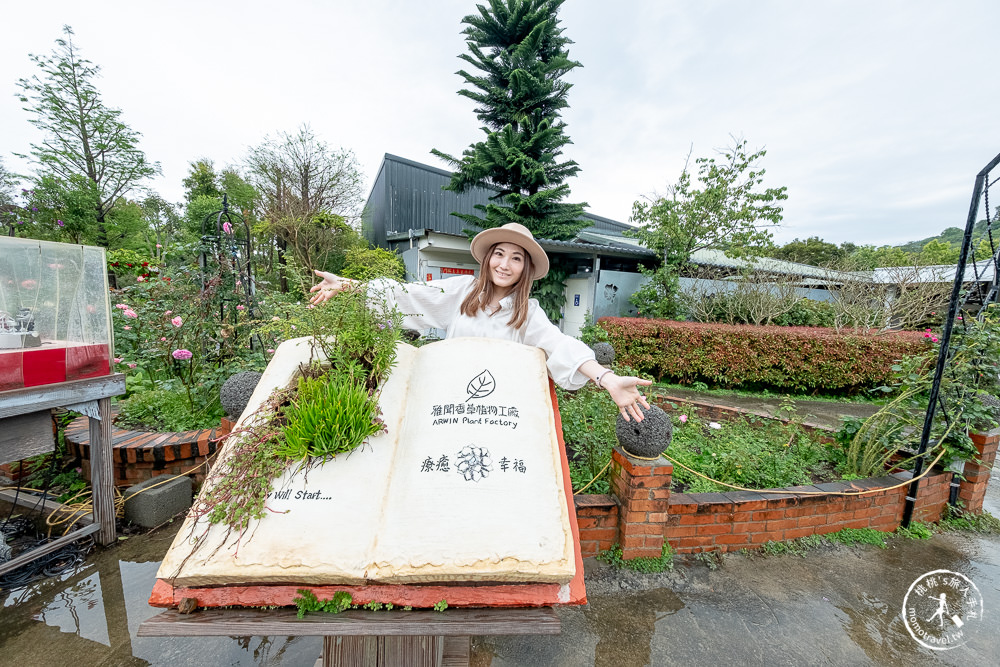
left=598, top=317, right=927, bottom=394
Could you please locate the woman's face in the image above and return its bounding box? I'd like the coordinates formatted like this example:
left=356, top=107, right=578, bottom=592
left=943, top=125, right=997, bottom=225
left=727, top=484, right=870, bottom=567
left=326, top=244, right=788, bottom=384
left=488, top=242, right=526, bottom=291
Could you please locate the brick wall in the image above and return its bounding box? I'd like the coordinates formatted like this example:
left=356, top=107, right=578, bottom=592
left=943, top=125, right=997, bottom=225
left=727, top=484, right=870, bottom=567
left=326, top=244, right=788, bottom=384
left=961, top=429, right=1000, bottom=512
left=65, top=416, right=227, bottom=488
left=664, top=470, right=950, bottom=553
left=574, top=494, right=619, bottom=558
left=573, top=432, right=988, bottom=561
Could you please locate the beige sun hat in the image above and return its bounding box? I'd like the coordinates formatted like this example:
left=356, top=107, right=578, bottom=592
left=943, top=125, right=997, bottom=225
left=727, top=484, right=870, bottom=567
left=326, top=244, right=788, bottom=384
left=470, top=223, right=550, bottom=280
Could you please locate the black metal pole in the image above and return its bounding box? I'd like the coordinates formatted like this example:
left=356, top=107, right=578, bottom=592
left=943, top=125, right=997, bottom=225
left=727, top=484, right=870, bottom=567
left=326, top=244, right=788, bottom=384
left=901, top=152, right=1000, bottom=526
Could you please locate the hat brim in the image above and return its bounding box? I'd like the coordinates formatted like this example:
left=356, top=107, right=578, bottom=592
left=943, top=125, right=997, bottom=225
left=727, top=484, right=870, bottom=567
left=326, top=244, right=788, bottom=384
left=470, top=228, right=549, bottom=280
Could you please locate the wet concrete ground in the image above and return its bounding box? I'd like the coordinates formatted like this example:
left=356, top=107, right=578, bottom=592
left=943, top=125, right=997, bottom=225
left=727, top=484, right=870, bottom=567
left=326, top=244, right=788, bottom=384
left=0, top=399, right=996, bottom=666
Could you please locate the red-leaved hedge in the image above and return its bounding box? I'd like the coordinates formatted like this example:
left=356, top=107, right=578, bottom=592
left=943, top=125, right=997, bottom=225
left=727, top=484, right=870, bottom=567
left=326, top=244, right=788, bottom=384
left=598, top=317, right=928, bottom=394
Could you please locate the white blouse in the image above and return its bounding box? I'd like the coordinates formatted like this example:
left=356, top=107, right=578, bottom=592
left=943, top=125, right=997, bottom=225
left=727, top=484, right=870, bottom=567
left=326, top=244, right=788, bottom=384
left=369, top=275, right=595, bottom=390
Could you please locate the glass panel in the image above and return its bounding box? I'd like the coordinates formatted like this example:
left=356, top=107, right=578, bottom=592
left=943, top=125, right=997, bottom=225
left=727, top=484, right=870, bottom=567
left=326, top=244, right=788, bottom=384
left=0, top=238, right=112, bottom=390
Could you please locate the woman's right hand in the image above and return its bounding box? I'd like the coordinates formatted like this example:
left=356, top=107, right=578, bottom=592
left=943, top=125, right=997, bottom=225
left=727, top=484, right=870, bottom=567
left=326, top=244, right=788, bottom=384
left=309, top=270, right=354, bottom=305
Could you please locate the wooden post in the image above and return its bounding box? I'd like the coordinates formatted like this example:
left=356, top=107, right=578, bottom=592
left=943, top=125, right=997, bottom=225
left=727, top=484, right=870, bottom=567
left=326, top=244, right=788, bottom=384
left=89, top=396, right=116, bottom=545
left=321, top=635, right=458, bottom=666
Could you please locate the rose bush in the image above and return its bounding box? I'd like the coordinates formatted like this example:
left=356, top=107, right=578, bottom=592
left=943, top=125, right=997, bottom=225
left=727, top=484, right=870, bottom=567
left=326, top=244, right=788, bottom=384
left=111, top=264, right=268, bottom=430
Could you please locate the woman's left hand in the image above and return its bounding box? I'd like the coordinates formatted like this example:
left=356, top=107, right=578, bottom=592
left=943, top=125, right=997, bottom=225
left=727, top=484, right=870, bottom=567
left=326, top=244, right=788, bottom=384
left=602, top=373, right=653, bottom=422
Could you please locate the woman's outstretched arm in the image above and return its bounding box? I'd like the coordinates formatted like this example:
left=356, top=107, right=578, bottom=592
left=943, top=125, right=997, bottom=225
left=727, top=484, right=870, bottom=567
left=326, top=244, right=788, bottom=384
left=577, top=359, right=652, bottom=423
left=309, top=271, right=358, bottom=305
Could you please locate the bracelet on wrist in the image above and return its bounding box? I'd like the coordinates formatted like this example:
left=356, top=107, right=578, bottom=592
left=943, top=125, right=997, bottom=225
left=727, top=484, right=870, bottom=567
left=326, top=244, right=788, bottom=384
left=595, top=369, right=612, bottom=389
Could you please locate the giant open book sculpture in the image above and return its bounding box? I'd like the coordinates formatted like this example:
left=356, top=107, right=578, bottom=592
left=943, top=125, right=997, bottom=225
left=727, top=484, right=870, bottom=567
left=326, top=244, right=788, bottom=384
left=157, top=336, right=576, bottom=590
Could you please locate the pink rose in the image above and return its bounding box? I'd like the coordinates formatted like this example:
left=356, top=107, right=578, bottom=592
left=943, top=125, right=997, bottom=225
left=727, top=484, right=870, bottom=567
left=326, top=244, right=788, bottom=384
left=137, top=276, right=145, bottom=282
left=123, top=325, right=131, bottom=330
left=113, top=357, right=123, bottom=364
left=160, top=337, right=166, bottom=341
left=267, top=348, right=275, bottom=354
left=222, top=221, right=233, bottom=234
left=678, top=414, right=688, bottom=423
left=115, top=304, right=128, bottom=310
left=156, top=243, right=162, bottom=248
left=236, top=304, right=245, bottom=311
left=171, top=316, right=183, bottom=327
left=164, top=310, right=172, bottom=316
left=172, top=349, right=193, bottom=360
left=127, top=362, right=137, bottom=369
left=124, top=308, right=138, bottom=318
left=932, top=337, right=939, bottom=343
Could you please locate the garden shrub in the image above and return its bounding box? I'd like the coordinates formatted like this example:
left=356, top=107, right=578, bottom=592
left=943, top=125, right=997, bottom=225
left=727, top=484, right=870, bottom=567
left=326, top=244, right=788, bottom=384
left=341, top=246, right=405, bottom=282
left=771, top=298, right=836, bottom=328
left=111, top=264, right=267, bottom=430
left=107, top=248, right=157, bottom=283
left=557, top=384, right=619, bottom=493
left=117, top=388, right=224, bottom=431
left=669, top=412, right=839, bottom=492
left=598, top=317, right=925, bottom=394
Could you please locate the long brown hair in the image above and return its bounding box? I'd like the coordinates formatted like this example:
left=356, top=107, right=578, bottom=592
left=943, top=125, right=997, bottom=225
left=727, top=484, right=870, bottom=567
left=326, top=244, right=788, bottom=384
left=460, top=242, right=534, bottom=330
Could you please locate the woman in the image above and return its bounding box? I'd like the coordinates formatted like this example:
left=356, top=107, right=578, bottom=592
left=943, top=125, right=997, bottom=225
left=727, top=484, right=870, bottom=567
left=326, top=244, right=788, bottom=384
left=310, top=222, right=652, bottom=422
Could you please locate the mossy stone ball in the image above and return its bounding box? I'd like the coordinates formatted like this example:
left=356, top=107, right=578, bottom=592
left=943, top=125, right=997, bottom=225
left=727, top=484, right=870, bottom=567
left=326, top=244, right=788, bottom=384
left=220, top=371, right=263, bottom=420
left=591, top=342, right=615, bottom=366
left=616, top=405, right=672, bottom=459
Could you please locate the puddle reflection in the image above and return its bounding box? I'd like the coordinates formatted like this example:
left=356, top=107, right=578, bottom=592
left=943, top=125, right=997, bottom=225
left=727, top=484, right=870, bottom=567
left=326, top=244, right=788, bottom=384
left=1, top=553, right=321, bottom=666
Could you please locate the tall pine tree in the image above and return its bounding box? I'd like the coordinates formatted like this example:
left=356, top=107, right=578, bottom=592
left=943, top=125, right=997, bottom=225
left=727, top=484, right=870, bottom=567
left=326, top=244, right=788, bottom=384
left=16, top=26, right=158, bottom=247
left=432, top=0, right=587, bottom=241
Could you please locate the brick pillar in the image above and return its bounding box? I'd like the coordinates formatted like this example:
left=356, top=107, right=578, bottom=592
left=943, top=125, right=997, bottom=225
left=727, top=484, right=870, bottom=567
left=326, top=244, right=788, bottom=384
left=219, top=417, right=236, bottom=436
left=610, top=446, right=672, bottom=560
left=960, top=428, right=999, bottom=513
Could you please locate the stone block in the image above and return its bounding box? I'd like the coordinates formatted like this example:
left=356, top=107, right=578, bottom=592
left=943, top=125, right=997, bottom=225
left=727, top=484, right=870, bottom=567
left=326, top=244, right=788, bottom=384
left=124, top=474, right=192, bottom=528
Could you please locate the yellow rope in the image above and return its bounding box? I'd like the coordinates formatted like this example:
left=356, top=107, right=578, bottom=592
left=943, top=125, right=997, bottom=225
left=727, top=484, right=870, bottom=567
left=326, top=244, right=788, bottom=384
left=573, top=458, right=613, bottom=495
left=2, top=453, right=217, bottom=536
left=667, top=447, right=947, bottom=497
left=573, top=449, right=667, bottom=495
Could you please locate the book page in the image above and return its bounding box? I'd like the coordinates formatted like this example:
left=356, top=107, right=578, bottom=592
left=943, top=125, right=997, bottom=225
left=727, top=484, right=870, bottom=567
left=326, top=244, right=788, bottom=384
left=158, top=337, right=413, bottom=586
left=370, top=337, right=574, bottom=583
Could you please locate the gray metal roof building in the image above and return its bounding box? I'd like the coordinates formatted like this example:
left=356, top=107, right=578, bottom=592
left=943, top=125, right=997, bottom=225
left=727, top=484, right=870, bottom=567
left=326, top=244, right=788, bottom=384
left=362, top=153, right=657, bottom=269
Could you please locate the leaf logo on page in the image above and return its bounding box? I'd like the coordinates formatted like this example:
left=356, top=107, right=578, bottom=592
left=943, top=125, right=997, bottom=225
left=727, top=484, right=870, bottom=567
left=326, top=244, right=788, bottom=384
left=465, top=369, right=496, bottom=401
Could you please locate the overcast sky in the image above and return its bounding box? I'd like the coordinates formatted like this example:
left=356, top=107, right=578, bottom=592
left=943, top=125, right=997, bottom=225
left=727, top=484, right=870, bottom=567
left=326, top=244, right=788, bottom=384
left=2, top=0, right=998, bottom=247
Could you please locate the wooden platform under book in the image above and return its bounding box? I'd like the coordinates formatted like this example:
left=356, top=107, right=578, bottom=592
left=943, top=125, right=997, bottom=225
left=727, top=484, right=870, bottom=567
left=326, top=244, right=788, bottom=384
left=139, top=606, right=560, bottom=667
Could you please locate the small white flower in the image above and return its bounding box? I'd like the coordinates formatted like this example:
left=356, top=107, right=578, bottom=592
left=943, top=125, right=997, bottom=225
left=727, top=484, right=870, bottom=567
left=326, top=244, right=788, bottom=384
left=708, top=422, right=722, bottom=430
